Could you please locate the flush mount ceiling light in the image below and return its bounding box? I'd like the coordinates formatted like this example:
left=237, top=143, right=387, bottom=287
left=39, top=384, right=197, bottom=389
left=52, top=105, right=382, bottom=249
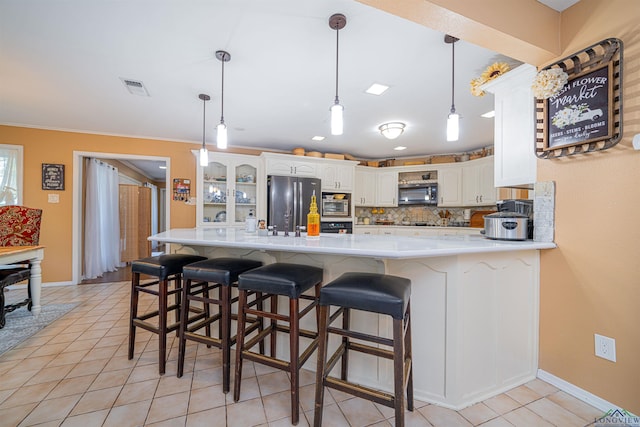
left=329, top=13, right=346, bottom=136
left=365, top=83, right=389, bottom=96
left=311, top=136, right=325, bottom=141
left=481, top=110, right=496, bottom=118
left=198, top=93, right=211, bottom=167
left=378, top=122, right=406, bottom=140
left=216, top=50, right=231, bottom=149
left=394, top=146, right=407, bottom=151
left=445, top=34, right=460, bottom=142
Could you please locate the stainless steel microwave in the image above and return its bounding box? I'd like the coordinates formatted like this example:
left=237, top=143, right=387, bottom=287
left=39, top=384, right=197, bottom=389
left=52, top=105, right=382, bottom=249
left=398, top=183, right=438, bottom=205
left=321, top=198, right=350, bottom=217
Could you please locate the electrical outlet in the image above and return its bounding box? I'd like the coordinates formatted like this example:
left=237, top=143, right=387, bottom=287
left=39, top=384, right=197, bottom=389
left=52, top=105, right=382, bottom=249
left=595, top=334, right=616, bottom=362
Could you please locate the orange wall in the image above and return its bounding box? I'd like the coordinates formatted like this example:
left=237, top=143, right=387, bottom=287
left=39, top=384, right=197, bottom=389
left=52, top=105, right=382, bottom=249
left=368, top=0, right=639, bottom=413
left=536, top=0, right=640, bottom=413
left=0, top=125, right=260, bottom=283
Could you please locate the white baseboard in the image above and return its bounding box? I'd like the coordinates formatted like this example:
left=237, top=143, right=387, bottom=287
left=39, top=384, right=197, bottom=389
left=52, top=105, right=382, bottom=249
left=42, top=281, right=75, bottom=287
left=7, top=281, right=75, bottom=290
left=537, top=369, right=633, bottom=414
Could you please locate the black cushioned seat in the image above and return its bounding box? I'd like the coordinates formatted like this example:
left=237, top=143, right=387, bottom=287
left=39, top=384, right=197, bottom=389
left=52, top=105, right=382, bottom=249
left=319, top=272, right=411, bottom=320
left=314, top=272, right=413, bottom=427
left=234, top=263, right=323, bottom=425
left=182, top=258, right=262, bottom=284
left=177, top=257, right=263, bottom=392
left=238, top=263, right=323, bottom=298
left=128, top=253, right=207, bottom=375
left=131, top=254, right=206, bottom=279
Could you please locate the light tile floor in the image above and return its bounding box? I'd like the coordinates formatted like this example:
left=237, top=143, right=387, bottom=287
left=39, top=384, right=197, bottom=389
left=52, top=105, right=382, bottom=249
left=0, top=282, right=605, bottom=426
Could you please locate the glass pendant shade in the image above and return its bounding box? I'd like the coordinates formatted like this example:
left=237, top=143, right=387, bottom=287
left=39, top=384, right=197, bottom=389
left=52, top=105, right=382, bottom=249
left=447, top=112, right=459, bottom=141
left=216, top=122, right=228, bottom=149
left=199, top=147, right=209, bottom=166
left=330, top=103, right=343, bottom=135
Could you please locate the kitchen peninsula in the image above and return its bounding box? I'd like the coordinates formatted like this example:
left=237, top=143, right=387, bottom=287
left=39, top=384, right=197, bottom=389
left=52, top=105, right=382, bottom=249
left=149, top=228, right=555, bottom=410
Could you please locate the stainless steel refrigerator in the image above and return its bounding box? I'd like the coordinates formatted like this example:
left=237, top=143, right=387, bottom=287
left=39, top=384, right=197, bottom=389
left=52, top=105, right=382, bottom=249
left=267, top=175, right=321, bottom=233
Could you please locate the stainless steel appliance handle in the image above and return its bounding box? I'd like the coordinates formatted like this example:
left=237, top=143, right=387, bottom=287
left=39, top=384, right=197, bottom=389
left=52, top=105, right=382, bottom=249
left=298, top=181, right=303, bottom=226
left=293, top=182, right=298, bottom=230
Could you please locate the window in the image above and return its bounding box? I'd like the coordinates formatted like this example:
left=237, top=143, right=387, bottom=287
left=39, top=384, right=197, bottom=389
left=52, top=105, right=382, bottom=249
left=0, top=144, right=23, bottom=206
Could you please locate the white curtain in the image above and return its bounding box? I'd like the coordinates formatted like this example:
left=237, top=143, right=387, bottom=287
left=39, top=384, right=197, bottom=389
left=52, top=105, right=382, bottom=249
left=144, top=182, right=158, bottom=250
left=84, top=158, right=121, bottom=279
left=0, top=147, right=18, bottom=205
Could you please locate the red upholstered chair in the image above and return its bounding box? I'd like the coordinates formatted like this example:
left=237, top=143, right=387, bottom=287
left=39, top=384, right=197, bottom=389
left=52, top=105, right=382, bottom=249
left=0, top=205, right=43, bottom=328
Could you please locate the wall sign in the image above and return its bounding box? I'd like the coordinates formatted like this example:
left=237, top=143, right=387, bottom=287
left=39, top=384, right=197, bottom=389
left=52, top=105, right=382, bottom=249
left=42, top=163, right=65, bottom=190
left=172, top=178, right=190, bottom=201
left=544, top=64, right=612, bottom=150
left=536, top=38, right=623, bottom=158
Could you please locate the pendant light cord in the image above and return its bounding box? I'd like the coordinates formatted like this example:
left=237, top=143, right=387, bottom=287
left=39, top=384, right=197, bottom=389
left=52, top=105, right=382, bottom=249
left=202, top=97, right=206, bottom=147
left=334, top=23, right=340, bottom=104
left=450, top=40, right=455, bottom=114
left=220, top=55, right=225, bottom=123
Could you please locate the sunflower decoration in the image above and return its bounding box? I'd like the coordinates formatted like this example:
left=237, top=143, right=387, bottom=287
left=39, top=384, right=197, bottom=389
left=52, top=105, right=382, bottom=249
left=470, top=62, right=511, bottom=96
left=470, top=77, right=486, bottom=97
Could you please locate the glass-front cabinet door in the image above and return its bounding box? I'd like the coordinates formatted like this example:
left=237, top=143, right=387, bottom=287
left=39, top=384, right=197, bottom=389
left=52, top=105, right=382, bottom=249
left=197, top=152, right=260, bottom=227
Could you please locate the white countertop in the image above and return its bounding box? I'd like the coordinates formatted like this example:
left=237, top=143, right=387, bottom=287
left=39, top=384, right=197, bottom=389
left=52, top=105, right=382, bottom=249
left=149, top=228, right=556, bottom=259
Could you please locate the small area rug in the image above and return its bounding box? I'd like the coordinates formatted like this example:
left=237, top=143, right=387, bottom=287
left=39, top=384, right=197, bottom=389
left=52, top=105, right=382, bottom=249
left=0, top=303, right=77, bottom=356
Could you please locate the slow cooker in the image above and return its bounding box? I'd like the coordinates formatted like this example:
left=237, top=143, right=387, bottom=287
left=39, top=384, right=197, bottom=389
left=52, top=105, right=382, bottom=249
left=482, top=212, right=529, bottom=241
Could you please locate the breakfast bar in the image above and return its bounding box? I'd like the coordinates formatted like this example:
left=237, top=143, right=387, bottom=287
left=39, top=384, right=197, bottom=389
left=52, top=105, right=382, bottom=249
left=149, top=227, right=555, bottom=410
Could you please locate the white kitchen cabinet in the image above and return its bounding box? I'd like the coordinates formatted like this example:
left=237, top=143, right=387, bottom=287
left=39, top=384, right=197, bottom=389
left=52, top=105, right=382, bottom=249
left=437, top=165, right=463, bottom=207
left=481, top=64, right=537, bottom=187
left=376, top=170, right=398, bottom=207
left=462, top=156, right=496, bottom=206
left=354, top=167, right=398, bottom=207
left=263, top=153, right=317, bottom=177
left=354, top=226, right=379, bottom=235
left=354, top=167, right=377, bottom=206
left=197, top=152, right=260, bottom=227
left=319, top=162, right=355, bottom=191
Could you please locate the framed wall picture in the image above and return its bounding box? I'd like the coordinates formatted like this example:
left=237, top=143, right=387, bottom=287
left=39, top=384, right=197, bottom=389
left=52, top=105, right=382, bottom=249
left=42, top=163, right=65, bottom=190
left=535, top=38, right=623, bottom=159
left=544, top=64, right=612, bottom=150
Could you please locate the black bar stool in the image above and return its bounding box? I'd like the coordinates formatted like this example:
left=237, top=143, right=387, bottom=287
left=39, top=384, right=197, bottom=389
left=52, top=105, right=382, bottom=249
left=313, top=272, right=413, bottom=427
left=128, top=253, right=206, bottom=374
left=233, top=263, right=323, bottom=425
left=176, top=257, right=263, bottom=393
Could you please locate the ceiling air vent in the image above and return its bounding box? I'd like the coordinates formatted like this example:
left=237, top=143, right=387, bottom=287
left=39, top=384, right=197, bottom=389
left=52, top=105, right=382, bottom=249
left=120, top=78, right=150, bottom=96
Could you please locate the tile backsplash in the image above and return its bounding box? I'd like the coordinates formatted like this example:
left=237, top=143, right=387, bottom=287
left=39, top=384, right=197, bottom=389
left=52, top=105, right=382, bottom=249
left=354, top=205, right=492, bottom=226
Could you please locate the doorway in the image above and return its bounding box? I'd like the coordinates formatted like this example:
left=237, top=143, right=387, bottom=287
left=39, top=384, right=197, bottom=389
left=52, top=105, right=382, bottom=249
left=72, top=151, right=171, bottom=285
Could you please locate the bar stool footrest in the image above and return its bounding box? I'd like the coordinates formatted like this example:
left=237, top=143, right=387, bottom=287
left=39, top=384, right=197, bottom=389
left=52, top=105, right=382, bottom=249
left=325, top=377, right=395, bottom=408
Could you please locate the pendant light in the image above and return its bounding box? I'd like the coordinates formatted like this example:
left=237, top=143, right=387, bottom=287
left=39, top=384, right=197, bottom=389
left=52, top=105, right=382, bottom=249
left=198, top=94, right=210, bottom=167
left=445, top=35, right=459, bottom=142
left=216, top=50, right=231, bottom=149
left=329, top=14, right=346, bottom=136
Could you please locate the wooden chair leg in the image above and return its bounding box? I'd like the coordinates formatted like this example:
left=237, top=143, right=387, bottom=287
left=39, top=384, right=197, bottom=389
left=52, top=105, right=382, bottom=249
left=313, top=305, right=329, bottom=427
left=270, top=294, right=278, bottom=357
left=256, top=291, right=265, bottom=355
left=405, top=302, right=414, bottom=411
left=341, top=307, right=350, bottom=380
left=221, top=285, right=232, bottom=393
left=177, top=278, right=191, bottom=378
left=204, top=283, right=212, bottom=347
left=233, top=289, right=248, bottom=402
left=0, top=287, right=6, bottom=329
left=289, top=297, right=300, bottom=425
left=128, top=273, right=140, bottom=360
left=158, top=278, right=168, bottom=375
left=174, top=274, right=182, bottom=337
left=392, top=317, right=405, bottom=427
